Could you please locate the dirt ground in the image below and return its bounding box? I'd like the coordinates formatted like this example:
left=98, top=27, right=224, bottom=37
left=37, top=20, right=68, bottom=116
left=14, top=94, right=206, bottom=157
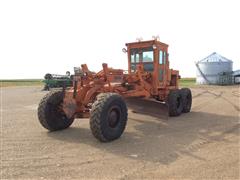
left=1, top=85, right=239, bottom=179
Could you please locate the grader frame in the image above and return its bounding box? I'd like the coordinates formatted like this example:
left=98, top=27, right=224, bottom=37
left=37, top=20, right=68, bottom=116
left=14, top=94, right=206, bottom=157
left=38, top=39, right=192, bottom=142
left=63, top=40, right=179, bottom=118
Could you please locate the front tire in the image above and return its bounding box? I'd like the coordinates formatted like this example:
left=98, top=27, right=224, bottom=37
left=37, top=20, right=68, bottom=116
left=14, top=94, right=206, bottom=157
left=90, top=93, right=128, bottom=142
left=38, top=90, right=74, bottom=131
left=168, top=90, right=183, bottom=117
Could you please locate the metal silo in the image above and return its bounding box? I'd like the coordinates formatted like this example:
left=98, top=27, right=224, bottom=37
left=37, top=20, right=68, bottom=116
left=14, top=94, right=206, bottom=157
left=196, top=52, right=233, bottom=85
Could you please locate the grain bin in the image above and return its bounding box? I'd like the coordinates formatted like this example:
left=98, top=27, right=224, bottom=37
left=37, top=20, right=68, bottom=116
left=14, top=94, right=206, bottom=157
left=196, top=52, right=233, bottom=85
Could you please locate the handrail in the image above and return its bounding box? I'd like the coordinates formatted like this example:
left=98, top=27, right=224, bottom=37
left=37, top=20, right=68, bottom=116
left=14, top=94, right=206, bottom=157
left=195, top=62, right=211, bottom=84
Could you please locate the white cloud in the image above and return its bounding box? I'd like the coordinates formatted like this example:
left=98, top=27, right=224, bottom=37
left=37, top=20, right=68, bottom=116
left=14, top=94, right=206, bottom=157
left=0, top=0, right=239, bottom=79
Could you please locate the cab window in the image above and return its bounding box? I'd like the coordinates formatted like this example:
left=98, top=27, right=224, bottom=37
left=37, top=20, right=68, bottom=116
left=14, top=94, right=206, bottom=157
left=163, top=51, right=166, bottom=64
left=159, top=50, right=163, bottom=64
left=159, top=50, right=167, bottom=64
left=130, top=47, right=154, bottom=72
left=142, top=51, right=153, bottom=62
left=131, top=54, right=139, bottom=63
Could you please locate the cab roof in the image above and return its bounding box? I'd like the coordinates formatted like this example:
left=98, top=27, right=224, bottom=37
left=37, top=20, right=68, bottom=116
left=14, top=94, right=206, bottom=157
left=125, top=40, right=168, bottom=48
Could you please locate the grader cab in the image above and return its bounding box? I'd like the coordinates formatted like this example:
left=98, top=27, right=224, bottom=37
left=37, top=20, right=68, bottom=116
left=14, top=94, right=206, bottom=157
left=38, top=39, right=192, bottom=142
left=125, top=40, right=180, bottom=99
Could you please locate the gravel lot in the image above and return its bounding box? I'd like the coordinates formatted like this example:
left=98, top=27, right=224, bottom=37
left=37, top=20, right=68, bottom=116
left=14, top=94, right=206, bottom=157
left=1, top=85, right=239, bottom=179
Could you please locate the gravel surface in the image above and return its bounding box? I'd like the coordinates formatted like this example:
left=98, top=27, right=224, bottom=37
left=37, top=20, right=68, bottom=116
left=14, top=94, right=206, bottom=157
left=1, top=85, right=239, bottom=179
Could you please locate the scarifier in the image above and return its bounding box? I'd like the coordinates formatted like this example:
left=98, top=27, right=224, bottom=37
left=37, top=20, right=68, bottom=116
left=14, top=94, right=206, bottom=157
left=38, top=39, right=192, bottom=142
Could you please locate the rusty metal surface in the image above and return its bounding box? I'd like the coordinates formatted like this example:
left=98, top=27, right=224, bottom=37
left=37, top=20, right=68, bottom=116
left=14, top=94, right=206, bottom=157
left=63, top=39, right=180, bottom=118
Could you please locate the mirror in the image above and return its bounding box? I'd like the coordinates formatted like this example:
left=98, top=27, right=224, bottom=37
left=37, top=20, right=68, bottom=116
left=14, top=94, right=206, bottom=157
left=122, top=48, right=127, bottom=53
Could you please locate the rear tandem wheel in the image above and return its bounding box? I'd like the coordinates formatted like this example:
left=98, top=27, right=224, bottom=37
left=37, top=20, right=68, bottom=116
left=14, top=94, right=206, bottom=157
left=167, top=88, right=192, bottom=116
left=180, top=88, right=192, bottom=113
left=167, top=89, right=183, bottom=117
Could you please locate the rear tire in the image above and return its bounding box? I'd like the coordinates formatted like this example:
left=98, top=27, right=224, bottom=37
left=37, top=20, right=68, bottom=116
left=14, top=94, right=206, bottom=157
left=38, top=90, right=74, bottom=131
left=43, top=84, right=50, bottom=91
left=44, top=73, right=53, bottom=80
left=180, top=88, right=192, bottom=113
left=168, top=90, right=183, bottom=116
left=90, top=93, right=128, bottom=142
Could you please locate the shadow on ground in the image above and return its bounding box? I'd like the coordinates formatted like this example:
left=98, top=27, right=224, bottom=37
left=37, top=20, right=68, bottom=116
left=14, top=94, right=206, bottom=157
left=47, top=109, right=239, bottom=165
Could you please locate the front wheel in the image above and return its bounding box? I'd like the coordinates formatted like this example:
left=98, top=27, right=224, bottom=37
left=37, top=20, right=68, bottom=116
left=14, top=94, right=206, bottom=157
left=90, top=93, right=128, bottom=142
left=38, top=91, right=74, bottom=131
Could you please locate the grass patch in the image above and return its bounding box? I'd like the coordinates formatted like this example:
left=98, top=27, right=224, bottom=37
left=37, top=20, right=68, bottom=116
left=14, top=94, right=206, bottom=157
left=1, top=78, right=196, bottom=88
left=180, top=78, right=196, bottom=87
left=0, top=79, right=43, bottom=87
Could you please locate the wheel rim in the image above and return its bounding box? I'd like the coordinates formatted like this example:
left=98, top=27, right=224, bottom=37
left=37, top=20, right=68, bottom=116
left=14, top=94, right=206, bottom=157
left=107, top=106, right=121, bottom=128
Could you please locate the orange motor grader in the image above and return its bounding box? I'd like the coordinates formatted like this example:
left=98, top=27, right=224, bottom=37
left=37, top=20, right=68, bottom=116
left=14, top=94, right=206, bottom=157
left=38, top=39, right=192, bottom=142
